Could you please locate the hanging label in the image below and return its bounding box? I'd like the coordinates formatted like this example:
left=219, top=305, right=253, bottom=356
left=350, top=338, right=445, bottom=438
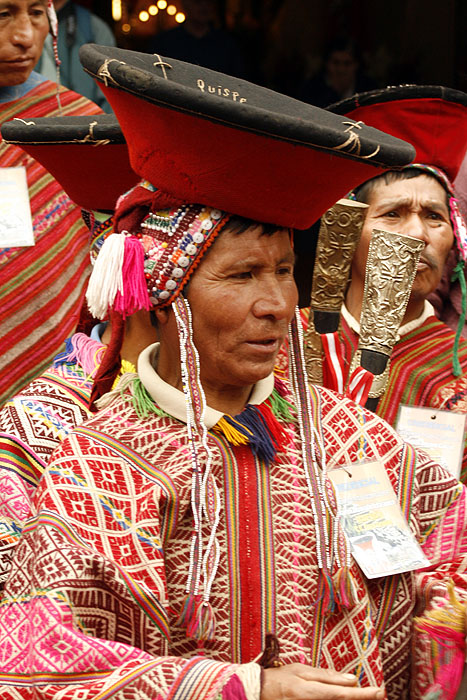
left=395, top=405, right=465, bottom=479
left=0, top=166, right=34, bottom=247
left=329, top=460, right=430, bottom=579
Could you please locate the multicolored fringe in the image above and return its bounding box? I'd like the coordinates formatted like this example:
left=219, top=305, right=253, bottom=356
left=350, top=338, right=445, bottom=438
left=53, top=333, right=106, bottom=377
left=416, top=580, right=466, bottom=700
left=123, top=365, right=294, bottom=457
left=213, top=403, right=287, bottom=467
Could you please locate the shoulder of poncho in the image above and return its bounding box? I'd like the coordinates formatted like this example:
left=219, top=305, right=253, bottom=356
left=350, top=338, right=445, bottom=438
left=0, top=80, right=101, bottom=120
left=315, top=383, right=401, bottom=437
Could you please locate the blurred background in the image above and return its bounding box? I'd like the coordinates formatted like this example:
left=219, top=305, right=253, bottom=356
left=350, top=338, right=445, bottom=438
left=80, top=0, right=466, bottom=96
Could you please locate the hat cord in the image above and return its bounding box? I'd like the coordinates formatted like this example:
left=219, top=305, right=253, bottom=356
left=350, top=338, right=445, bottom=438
left=173, top=296, right=221, bottom=641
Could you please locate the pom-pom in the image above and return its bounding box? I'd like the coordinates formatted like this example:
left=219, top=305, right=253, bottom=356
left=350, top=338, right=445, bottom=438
left=86, top=233, right=126, bottom=320
left=113, top=236, right=150, bottom=317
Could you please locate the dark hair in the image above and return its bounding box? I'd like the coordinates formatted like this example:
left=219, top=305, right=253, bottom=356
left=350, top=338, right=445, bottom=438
left=225, top=215, right=286, bottom=237
left=353, top=168, right=451, bottom=208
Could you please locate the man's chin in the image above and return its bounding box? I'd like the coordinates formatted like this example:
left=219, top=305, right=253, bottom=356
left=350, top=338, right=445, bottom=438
left=0, top=70, right=33, bottom=88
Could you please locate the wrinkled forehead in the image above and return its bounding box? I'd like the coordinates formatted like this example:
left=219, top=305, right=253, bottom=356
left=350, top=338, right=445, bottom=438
left=367, top=172, right=451, bottom=209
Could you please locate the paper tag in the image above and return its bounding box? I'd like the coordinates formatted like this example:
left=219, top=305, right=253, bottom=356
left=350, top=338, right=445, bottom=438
left=395, top=405, right=465, bottom=479
left=0, top=167, right=34, bottom=247
left=329, top=461, right=430, bottom=579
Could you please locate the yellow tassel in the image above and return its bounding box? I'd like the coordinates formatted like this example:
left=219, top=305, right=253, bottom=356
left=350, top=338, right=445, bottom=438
left=111, top=359, right=136, bottom=391
left=415, top=580, right=466, bottom=635
left=212, top=417, right=251, bottom=446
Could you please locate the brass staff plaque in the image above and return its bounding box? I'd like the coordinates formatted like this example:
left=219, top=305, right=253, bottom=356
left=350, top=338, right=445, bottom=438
left=304, top=198, right=368, bottom=385
left=349, top=228, right=425, bottom=398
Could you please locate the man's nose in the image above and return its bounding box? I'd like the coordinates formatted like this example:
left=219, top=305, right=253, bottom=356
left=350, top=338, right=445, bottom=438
left=252, top=280, right=296, bottom=320
left=400, top=213, right=429, bottom=243
left=12, top=15, right=35, bottom=47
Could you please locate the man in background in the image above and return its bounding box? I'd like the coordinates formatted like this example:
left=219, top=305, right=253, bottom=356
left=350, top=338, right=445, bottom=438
left=35, top=0, right=115, bottom=110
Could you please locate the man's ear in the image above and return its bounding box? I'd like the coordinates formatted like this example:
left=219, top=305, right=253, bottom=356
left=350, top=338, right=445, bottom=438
left=153, top=307, right=171, bottom=326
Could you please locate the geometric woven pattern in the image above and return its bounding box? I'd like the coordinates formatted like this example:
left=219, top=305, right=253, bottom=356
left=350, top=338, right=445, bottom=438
left=0, top=375, right=466, bottom=699
left=0, top=339, right=99, bottom=589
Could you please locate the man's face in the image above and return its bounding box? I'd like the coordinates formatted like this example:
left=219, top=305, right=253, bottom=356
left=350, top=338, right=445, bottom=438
left=352, top=174, right=454, bottom=302
left=185, top=224, right=297, bottom=393
left=0, top=0, right=49, bottom=88
left=326, top=50, right=357, bottom=91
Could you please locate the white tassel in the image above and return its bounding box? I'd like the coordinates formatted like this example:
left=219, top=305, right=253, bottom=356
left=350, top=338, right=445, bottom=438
left=86, top=234, right=126, bottom=319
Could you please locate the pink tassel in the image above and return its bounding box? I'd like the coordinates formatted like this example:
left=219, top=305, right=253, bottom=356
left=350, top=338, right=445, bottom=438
left=113, top=236, right=151, bottom=317
left=418, top=624, right=465, bottom=700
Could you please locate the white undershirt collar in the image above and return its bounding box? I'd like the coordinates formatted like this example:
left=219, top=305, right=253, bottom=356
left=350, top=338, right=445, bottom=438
left=341, top=299, right=435, bottom=340
left=137, top=343, right=274, bottom=428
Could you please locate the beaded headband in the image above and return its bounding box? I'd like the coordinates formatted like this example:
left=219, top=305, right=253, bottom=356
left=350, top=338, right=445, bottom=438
left=86, top=181, right=232, bottom=319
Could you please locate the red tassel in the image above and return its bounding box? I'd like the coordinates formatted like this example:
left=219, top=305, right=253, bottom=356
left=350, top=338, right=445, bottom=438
left=257, top=403, right=287, bottom=448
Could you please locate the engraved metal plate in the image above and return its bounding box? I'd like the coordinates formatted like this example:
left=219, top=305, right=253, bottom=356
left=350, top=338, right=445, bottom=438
left=304, top=198, right=368, bottom=385
left=353, top=228, right=425, bottom=397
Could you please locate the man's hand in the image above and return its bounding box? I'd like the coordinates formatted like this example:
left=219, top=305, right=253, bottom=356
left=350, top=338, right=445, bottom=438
left=261, top=664, right=385, bottom=699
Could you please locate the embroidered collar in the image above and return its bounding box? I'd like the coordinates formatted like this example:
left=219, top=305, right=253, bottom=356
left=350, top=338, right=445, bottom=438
left=341, top=299, right=435, bottom=340
left=138, top=343, right=274, bottom=428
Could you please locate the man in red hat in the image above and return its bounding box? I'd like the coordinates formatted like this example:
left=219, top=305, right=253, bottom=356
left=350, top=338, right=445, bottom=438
left=0, top=50, right=466, bottom=700
left=321, top=86, right=467, bottom=482
left=0, top=0, right=101, bottom=406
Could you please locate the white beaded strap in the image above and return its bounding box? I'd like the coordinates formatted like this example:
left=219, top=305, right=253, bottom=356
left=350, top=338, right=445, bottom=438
left=235, top=662, right=262, bottom=700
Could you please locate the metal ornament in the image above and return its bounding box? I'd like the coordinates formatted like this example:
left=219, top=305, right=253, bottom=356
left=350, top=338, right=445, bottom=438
left=349, top=228, right=425, bottom=406
left=304, top=198, right=368, bottom=384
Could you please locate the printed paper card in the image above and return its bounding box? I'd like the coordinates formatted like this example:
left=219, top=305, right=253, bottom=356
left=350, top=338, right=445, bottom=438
left=0, top=166, right=34, bottom=247
left=395, top=405, right=465, bottom=479
left=329, top=460, right=430, bottom=579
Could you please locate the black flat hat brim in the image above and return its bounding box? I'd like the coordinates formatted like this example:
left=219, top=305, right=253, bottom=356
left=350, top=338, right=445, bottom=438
left=79, top=45, right=416, bottom=229
left=1, top=114, right=138, bottom=211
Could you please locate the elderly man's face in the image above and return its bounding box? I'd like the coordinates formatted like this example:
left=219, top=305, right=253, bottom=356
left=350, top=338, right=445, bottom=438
left=0, top=0, right=49, bottom=87
left=352, top=174, right=454, bottom=303
left=184, top=224, right=297, bottom=392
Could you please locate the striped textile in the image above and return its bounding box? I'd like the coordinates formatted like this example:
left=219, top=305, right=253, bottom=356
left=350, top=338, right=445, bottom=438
left=338, top=314, right=467, bottom=482
left=0, top=371, right=466, bottom=699
left=0, top=79, right=101, bottom=406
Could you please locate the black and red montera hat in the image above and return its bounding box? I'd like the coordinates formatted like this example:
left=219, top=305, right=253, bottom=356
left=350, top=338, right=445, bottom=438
left=1, top=114, right=138, bottom=213
left=78, top=44, right=416, bottom=230
left=327, top=85, right=467, bottom=183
